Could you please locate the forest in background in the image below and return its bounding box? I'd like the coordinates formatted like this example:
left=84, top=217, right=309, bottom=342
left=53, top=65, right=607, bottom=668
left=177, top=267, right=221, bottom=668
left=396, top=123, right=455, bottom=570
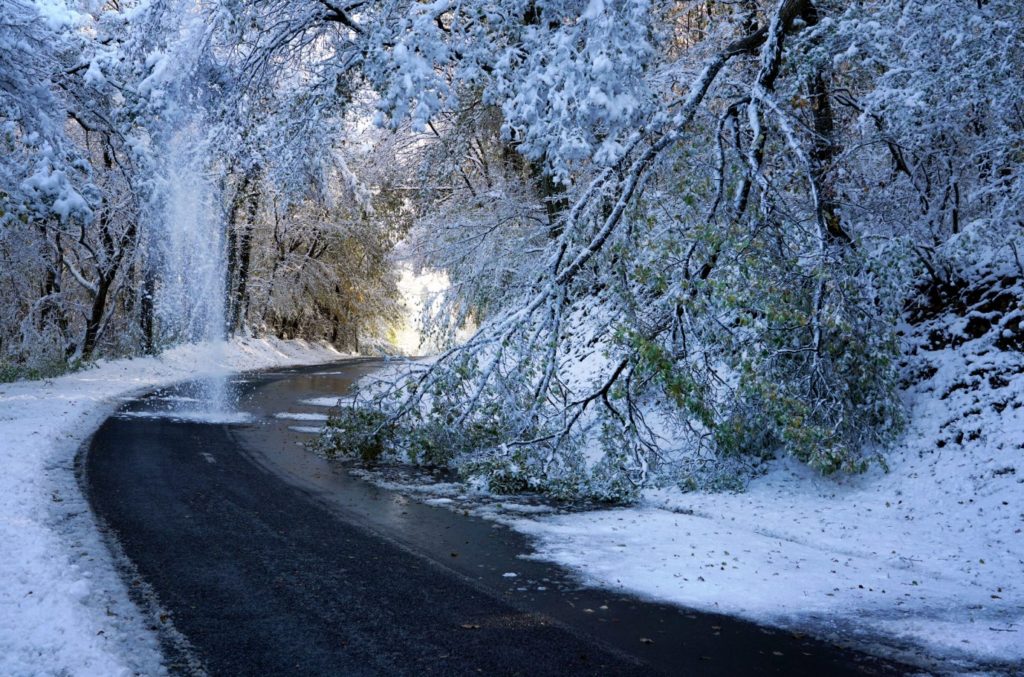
left=2, top=0, right=1022, bottom=497
left=0, top=0, right=409, bottom=378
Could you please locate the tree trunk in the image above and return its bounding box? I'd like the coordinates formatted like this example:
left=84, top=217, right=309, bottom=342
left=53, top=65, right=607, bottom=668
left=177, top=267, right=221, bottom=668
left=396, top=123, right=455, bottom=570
left=807, top=70, right=850, bottom=244
left=535, top=167, right=570, bottom=239
left=802, top=3, right=851, bottom=246
left=81, top=275, right=112, bottom=359
left=225, top=198, right=239, bottom=328
left=233, top=194, right=257, bottom=330
left=140, top=267, right=155, bottom=354
left=226, top=169, right=259, bottom=333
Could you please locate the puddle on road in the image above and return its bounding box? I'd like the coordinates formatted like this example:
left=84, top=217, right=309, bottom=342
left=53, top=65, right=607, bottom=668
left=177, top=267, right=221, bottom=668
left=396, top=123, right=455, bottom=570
left=339, top=462, right=575, bottom=525
left=114, top=409, right=255, bottom=424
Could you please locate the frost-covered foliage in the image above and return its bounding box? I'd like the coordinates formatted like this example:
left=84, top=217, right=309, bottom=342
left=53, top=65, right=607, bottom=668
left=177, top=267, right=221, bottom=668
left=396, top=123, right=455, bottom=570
left=0, top=0, right=130, bottom=371
left=0, top=0, right=403, bottom=374
left=0, top=0, right=91, bottom=226
left=2, top=0, right=1020, bottom=497
left=318, top=0, right=1023, bottom=500
left=364, top=0, right=656, bottom=180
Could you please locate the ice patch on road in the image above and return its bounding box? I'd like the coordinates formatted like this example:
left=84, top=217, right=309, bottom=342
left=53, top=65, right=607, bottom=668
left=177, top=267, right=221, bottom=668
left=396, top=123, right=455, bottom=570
left=492, top=503, right=557, bottom=515
left=288, top=426, right=324, bottom=434
left=300, top=396, right=348, bottom=407
left=274, top=412, right=329, bottom=421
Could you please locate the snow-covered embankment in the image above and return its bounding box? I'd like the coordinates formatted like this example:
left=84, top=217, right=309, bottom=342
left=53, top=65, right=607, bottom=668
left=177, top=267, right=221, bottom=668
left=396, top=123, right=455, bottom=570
left=0, top=338, right=346, bottom=676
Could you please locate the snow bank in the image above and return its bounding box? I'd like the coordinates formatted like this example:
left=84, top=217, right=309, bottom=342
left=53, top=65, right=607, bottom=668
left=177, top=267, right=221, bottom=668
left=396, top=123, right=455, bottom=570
left=510, top=334, right=1024, bottom=672
left=0, top=338, right=346, bottom=676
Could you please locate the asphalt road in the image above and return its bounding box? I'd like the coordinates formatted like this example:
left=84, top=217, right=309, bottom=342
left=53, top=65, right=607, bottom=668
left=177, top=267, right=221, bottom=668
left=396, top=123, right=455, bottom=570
left=82, top=360, right=908, bottom=676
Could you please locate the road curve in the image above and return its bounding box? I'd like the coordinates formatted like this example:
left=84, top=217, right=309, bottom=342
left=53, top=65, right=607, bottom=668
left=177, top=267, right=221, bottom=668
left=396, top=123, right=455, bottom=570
left=81, top=360, right=907, bottom=676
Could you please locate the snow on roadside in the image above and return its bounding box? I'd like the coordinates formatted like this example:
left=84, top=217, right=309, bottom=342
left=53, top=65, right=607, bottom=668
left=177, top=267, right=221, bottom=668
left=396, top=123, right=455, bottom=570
left=509, top=346, right=1024, bottom=673
left=0, top=338, right=346, bottom=677
left=338, top=333, right=1023, bottom=672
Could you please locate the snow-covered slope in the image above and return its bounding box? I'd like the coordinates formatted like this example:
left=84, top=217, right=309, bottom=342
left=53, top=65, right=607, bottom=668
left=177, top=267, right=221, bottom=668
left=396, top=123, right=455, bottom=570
left=509, top=267, right=1023, bottom=672
left=0, top=338, right=347, bottom=676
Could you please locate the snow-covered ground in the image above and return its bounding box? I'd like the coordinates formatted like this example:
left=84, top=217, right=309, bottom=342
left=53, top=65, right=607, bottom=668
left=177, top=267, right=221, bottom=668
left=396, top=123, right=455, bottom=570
left=513, top=337, right=1023, bottom=672
left=11, top=329, right=1009, bottom=674
left=0, top=338, right=346, bottom=677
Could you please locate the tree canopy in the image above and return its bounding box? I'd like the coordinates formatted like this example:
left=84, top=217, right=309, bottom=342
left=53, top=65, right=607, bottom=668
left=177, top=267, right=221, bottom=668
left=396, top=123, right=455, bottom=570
left=2, top=0, right=1021, bottom=496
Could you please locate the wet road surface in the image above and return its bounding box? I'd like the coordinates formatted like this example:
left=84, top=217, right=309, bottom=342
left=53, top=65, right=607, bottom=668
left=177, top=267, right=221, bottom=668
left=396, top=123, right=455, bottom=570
left=82, top=359, right=908, bottom=676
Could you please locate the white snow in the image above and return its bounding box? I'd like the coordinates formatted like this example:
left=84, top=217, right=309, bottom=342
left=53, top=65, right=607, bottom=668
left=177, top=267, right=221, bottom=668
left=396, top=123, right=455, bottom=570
left=0, top=337, right=347, bottom=676
left=300, top=396, right=345, bottom=407
left=508, top=343, right=1024, bottom=671
left=274, top=412, right=329, bottom=421
left=288, top=426, right=325, bottom=434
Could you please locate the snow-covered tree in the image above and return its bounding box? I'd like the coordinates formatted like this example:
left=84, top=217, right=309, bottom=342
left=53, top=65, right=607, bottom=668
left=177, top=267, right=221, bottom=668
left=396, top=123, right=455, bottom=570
left=2, top=0, right=1020, bottom=502
left=321, top=0, right=1022, bottom=498
left=0, top=0, right=404, bottom=372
